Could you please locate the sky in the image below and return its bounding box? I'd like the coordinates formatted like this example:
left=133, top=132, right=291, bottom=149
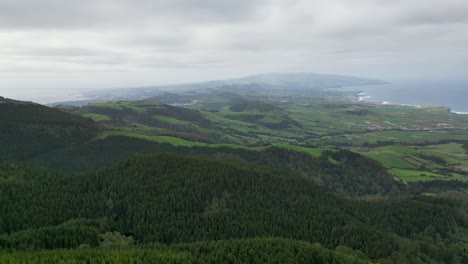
left=1, top=0, right=468, bottom=102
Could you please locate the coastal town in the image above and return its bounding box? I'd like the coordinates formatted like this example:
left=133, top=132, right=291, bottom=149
left=364, top=121, right=462, bottom=132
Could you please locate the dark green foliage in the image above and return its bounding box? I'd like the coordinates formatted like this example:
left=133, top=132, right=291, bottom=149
left=462, top=142, right=468, bottom=153
left=0, top=96, right=22, bottom=103
left=0, top=100, right=98, bottom=160
left=0, top=219, right=101, bottom=250
left=416, top=154, right=447, bottom=165
left=30, top=136, right=172, bottom=172
left=0, top=238, right=367, bottom=264
left=174, top=238, right=368, bottom=263
left=80, top=101, right=211, bottom=127
left=0, top=155, right=466, bottom=262
left=322, top=150, right=402, bottom=195
left=31, top=136, right=402, bottom=196
left=1, top=247, right=193, bottom=263
left=2, top=96, right=468, bottom=263
left=98, top=231, right=135, bottom=248
left=409, top=180, right=468, bottom=194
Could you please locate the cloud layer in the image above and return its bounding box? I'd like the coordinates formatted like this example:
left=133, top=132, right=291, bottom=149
left=1, top=0, right=467, bottom=92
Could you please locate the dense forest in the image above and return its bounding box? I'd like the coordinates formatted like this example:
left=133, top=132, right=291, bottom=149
left=1, top=98, right=468, bottom=263
left=0, top=99, right=98, bottom=160
left=1, top=155, right=468, bottom=262
left=1, top=238, right=367, bottom=263
left=31, top=136, right=402, bottom=196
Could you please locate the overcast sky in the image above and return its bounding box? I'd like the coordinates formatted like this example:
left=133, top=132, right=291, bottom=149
left=1, top=0, right=468, bottom=101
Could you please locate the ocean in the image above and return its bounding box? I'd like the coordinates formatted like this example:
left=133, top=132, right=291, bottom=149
left=0, top=87, right=94, bottom=105
left=3, top=79, right=468, bottom=112
left=348, top=80, right=468, bottom=113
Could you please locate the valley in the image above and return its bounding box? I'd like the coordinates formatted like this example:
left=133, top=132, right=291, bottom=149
left=55, top=86, right=468, bottom=185
left=1, top=75, right=468, bottom=263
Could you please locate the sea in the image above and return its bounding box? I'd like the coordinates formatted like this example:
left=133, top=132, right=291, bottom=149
left=0, top=87, right=94, bottom=105
left=345, top=80, right=468, bottom=113
left=2, top=79, right=468, bottom=113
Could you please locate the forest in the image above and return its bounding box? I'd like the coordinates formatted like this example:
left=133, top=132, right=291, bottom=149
left=1, top=98, right=468, bottom=263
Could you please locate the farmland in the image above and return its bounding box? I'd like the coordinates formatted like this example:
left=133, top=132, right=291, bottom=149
left=56, top=88, right=468, bottom=184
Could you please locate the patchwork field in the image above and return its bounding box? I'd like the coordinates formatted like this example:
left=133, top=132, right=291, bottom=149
left=57, top=92, right=468, bottom=183
left=355, top=143, right=468, bottom=182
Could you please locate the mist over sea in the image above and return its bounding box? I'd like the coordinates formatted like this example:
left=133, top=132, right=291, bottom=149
left=3, top=79, right=468, bottom=113
left=0, top=87, right=95, bottom=105
left=351, top=80, right=468, bottom=113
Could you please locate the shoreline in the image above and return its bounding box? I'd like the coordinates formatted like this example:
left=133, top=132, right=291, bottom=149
left=354, top=91, right=468, bottom=115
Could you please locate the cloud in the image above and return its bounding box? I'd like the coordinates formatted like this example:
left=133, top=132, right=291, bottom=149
left=0, top=0, right=267, bottom=29
left=395, top=0, right=468, bottom=25
left=0, top=0, right=467, bottom=94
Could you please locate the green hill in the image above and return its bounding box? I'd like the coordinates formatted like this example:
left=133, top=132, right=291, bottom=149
left=30, top=136, right=402, bottom=196
left=0, top=155, right=466, bottom=262
left=229, top=99, right=282, bottom=112
left=0, top=98, right=98, bottom=160
left=224, top=100, right=302, bottom=129
left=3, top=94, right=468, bottom=263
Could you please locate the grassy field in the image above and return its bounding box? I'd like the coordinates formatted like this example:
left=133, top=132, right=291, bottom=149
left=62, top=97, right=468, bottom=183
left=388, top=169, right=446, bottom=182
left=100, top=131, right=333, bottom=158
left=100, top=131, right=266, bottom=150
left=153, top=115, right=191, bottom=125
left=356, top=143, right=468, bottom=182
left=83, top=113, right=111, bottom=121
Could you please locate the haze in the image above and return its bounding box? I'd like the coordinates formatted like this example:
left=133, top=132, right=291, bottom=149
left=1, top=0, right=468, bottom=102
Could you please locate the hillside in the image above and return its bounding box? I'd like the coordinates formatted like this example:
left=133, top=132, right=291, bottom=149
left=31, top=136, right=401, bottom=196
left=56, top=94, right=468, bottom=185
left=57, top=99, right=307, bottom=145
left=0, top=98, right=98, bottom=160
left=1, top=155, right=467, bottom=262
left=225, top=100, right=302, bottom=129
left=2, top=92, right=468, bottom=263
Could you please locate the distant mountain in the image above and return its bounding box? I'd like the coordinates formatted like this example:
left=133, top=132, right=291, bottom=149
left=206, top=72, right=387, bottom=89
left=49, top=72, right=386, bottom=106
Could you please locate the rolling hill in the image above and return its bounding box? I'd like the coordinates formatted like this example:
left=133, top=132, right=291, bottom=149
left=2, top=94, right=468, bottom=263
left=1, top=154, right=466, bottom=262
left=0, top=97, right=98, bottom=160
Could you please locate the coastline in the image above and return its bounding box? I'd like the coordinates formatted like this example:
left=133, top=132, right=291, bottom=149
left=354, top=91, right=468, bottom=115
left=350, top=80, right=468, bottom=114
left=355, top=91, right=409, bottom=107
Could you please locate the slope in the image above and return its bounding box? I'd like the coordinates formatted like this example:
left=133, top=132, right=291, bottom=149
left=0, top=97, right=98, bottom=160
left=0, top=155, right=466, bottom=262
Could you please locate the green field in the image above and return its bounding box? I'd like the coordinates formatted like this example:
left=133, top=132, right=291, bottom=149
left=100, top=131, right=335, bottom=161
left=101, top=131, right=267, bottom=150
left=356, top=143, right=468, bottom=182
left=59, top=96, right=468, bottom=183
left=83, top=113, right=111, bottom=121
left=153, top=115, right=191, bottom=125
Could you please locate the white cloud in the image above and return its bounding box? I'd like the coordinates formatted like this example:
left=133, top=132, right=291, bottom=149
left=0, top=0, right=467, bottom=95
